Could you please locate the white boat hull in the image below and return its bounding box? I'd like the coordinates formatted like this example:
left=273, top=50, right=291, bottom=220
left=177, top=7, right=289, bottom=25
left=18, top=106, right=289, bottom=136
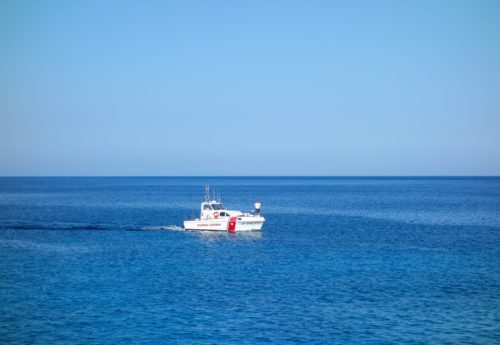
left=184, top=216, right=265, bottom=232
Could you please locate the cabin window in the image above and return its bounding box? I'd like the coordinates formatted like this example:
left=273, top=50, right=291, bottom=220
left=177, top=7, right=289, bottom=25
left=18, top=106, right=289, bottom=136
left=212, top=204, right=224, bottom=210
left=203, top=204, right=212, bottom=210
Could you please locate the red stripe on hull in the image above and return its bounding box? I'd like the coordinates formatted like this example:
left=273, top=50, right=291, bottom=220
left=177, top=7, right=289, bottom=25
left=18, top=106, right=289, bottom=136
left=227, top=216, right=238, bottom=231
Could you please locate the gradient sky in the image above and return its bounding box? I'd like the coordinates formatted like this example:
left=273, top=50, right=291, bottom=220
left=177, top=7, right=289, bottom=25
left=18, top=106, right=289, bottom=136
left=1, top=0, right=499, bottom=175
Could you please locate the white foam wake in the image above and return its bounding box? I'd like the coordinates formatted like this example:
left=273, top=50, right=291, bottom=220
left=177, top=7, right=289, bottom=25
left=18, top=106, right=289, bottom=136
left=139, top=225, right=184, bottom=231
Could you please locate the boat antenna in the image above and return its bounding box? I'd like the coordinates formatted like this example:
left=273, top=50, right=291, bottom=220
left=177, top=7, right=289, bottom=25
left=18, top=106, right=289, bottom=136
left=204, top=185, right=210, bottom=202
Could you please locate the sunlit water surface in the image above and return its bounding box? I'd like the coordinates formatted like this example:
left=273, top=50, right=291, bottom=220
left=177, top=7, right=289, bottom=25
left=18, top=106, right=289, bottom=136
left=0, top=177, right=499, bottom=344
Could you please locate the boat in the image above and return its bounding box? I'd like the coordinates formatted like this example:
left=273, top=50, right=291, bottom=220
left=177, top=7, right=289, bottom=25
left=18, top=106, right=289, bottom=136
left=183, top=186, right=265, bottom=231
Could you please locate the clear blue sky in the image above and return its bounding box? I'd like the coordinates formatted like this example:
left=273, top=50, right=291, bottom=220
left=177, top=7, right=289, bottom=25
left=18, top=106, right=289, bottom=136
left=1, top=0, right=499, bottom=175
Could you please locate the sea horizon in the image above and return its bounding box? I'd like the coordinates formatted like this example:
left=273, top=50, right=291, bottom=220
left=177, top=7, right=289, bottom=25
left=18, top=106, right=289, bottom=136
left=2, top=175, right=500, bottom=178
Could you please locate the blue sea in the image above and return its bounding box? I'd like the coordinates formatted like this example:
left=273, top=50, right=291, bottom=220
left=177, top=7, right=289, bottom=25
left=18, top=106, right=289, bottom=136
left=0, top=177, right=499, bottom=344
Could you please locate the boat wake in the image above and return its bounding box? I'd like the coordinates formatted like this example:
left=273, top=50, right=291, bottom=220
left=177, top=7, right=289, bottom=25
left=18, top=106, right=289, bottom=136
left=134, top=225, right=184, bottom=232
left=0, top=222, right=113, bottom=231
left=0, top=221, right=184, bottom=232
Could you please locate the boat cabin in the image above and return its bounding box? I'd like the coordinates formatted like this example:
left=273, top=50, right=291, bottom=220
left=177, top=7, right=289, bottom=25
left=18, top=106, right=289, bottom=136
left=199, top=186, right=231, bottom=219
left=201, top=201, right=231, bottom=219
left=202, top=202, right=225, bottom=211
